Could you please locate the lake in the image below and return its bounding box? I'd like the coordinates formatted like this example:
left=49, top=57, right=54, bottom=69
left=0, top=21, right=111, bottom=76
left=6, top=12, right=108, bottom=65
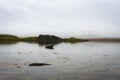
left=0, top=42, right=120, bottom=80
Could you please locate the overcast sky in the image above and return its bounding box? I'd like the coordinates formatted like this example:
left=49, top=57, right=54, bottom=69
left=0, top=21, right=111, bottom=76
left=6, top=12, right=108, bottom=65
left=0, top=0, right=120, bottom=37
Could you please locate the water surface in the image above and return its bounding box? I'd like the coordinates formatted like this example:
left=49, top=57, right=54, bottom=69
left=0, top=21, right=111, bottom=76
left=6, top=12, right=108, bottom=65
left=0, top=42, right=120, bottom=80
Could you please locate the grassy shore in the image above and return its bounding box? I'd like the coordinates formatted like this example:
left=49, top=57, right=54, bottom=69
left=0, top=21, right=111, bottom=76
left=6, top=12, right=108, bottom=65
left=63, top=37, right=88, bottom=43
left=0, top=34, right=19, bottom=40
left=0, top=34, right=38, bottom=44
left=0, top=34, right=86, bottom=42
left=1, top=34, right=120, bottom=45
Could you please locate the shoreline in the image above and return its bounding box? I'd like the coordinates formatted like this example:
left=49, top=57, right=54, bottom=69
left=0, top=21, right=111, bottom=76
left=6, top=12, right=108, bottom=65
left=0, top=34, right=120, bottom=43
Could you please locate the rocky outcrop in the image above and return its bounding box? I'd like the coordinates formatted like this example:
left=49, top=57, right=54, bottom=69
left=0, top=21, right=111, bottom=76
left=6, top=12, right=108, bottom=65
left=37, top=34, right=63, bottom=44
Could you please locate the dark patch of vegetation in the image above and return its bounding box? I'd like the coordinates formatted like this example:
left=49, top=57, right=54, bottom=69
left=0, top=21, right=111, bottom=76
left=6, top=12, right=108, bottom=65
left=38, top=35, right=62, bottom=42
left=37, top=34, right=63, bottom=46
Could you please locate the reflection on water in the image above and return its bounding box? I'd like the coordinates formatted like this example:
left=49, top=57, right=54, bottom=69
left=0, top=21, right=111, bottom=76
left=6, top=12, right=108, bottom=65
left=0, top=41, right=120, bottom=80
left=0, top=40, right=18, bottom=45
left=0, top=40, right=61, bottom=50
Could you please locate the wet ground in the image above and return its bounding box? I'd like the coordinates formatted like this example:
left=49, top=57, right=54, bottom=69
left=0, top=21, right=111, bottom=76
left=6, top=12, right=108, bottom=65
left=0, top=42, right=120, bottom=80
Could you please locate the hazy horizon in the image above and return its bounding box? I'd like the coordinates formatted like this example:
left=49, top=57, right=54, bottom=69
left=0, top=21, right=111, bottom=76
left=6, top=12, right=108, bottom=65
left=0, top=0, right=120, bottom=38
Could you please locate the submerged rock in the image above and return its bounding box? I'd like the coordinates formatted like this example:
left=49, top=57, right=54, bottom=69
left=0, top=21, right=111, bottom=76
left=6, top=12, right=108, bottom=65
left=45, top=45, right=54, bottom=49
left=29, top=63, right=51, bottom=66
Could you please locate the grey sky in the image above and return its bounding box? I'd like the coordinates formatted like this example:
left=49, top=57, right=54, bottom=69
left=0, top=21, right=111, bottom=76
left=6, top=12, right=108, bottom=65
left=0, top=0, right=120, bottom=37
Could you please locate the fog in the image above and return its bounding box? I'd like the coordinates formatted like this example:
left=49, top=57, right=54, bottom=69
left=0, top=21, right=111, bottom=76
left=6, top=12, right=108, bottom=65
left=0, top=0, right=120, bottom=38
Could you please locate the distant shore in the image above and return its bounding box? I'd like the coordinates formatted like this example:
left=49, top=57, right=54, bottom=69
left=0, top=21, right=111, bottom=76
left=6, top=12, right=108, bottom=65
left=0, top=34, right=120, bottom=44
left=0, top=34, right=87, bottom=43
left=87, top=38, right=120, bottom=42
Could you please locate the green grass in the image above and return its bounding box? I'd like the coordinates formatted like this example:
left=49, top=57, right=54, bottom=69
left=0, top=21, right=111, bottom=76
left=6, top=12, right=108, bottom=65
left=0, top=34, right=19, bottom=41
left=0, top=34, right=37, bottom=41
left=20, top=37, right=37, bottom=41
left=0, top=34, right=19, bottom=44
left=20, top=37, right=38, bottom=43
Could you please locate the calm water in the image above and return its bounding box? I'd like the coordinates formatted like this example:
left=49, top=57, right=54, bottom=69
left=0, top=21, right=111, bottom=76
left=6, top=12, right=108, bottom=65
left=0, top=42, right=120, bottom=80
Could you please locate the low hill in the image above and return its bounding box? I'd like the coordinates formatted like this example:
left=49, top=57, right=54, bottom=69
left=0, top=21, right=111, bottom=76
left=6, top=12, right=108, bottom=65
left=0, top=34, right=19, bottom=40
